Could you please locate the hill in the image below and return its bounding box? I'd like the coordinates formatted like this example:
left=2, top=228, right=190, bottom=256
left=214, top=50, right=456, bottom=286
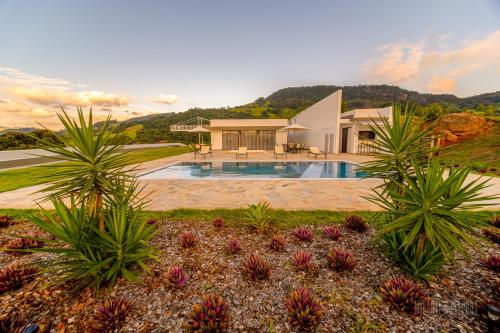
left=115, top=84, right=499, bottom=144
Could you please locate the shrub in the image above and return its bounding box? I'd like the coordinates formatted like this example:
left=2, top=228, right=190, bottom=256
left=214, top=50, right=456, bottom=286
left=0, top=265, right=38, bottom=294
left=268, top=234, right=286, bottom=251
left=5, top=235, right=44, bottom=255
left=181, top=231, right=198, bottom=248
left=481, top=255, right=500, bottom=272
left=326, top=247, right=356, bottom=272
left=243, top=202, right=275, bottom=233
left=163, top=266, right=190, bottom=288
left=213, top=217, right=224, bottom=230
left=292, top=227, right=313, bottom=242
left=344, top=215, right=368, bottom=233
left=483, top=227, right=500, bottom=244
left=88, top=297, right=131, bottom=333
left=292, top=250, right=316, bottom=272
left=380, top=276, right=428, bottom=314
left=187, top=293, right=229, bottom=332
left=490, top=215, right=500, bottom=228
left=285, top=287, right=323, bottom=331
left=0, top=311, right=26, bottom=333
left=24, top=109, right=157, bottom=294
left=322, top=226, right=341, bottom=240
left=0, top=216, right=14, bottom=228
left=242, top=254, right=271, bottom=281
left=381, top=231, right=444, bottom=280
left=227, top=238, right=241, bottom=254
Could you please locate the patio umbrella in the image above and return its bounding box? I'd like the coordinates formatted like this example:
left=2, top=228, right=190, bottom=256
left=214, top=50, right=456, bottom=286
left=188, top=125, right=210, bottom=144
left=281, top=123, right=309, bottom=132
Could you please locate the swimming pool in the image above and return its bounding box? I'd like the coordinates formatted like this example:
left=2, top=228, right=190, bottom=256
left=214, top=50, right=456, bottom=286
left=140, top=161, right=367, bottom=179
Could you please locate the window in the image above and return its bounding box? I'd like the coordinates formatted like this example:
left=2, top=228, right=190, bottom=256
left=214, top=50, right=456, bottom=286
left=359, top=131, right=375, bottom=140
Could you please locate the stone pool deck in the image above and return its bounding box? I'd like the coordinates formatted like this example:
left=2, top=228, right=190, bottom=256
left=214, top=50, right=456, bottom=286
left=0, top=151, right=499, bottom=211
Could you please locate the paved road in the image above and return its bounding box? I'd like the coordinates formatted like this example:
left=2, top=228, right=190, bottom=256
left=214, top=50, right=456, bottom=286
left=0, top=143, right=185, bottom=170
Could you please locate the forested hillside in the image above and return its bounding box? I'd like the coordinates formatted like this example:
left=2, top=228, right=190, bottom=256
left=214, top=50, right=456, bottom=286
left=111, top=84, right=499, bottom=144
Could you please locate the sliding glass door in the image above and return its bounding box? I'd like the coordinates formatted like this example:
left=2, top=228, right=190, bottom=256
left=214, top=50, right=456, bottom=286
left=222, top=130, right=276, bottom=150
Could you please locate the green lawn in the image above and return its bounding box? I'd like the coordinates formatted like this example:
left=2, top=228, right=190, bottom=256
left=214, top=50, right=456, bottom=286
left=0, top=146, right=191, bottom=193
left=438, top=121, right=500, bottom=176
left=1, top=208, right=497, bottom=229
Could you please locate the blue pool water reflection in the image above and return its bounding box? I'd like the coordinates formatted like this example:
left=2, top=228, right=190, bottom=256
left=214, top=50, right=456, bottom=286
left=141, top=161, right=367, bottom=179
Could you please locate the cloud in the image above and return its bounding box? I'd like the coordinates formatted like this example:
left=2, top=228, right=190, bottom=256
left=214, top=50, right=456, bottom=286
left=363, top=29, right=500, bottom=95
left=425, top=76, right=456, bottom=93
left=153, top=94, right=179, bottom=105
left=5, top=87, right=128, bottom=107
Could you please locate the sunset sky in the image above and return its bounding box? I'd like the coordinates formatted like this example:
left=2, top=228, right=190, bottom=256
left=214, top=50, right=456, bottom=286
left=0, top=0, right=499, bottom=128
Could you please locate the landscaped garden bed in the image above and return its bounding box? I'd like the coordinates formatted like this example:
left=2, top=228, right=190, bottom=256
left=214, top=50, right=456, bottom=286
left=1, top=215, right=498, bottom=332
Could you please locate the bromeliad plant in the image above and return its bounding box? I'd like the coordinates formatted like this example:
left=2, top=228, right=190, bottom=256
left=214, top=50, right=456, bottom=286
left=4, top=235, right=45, bottom=255
left=164, top=266, right=190, bottom=288
left=380, top=276, right=428, bottom=314
left=322, top=226, right=341, bottom=240
left=481, top=255, right=500, bottom=272
left=227, top=238, right=241, bottom=254
left=268, top=234, right=286, bottom=251
left=285, top=287, right=323, bottom=331
left=180, top=231, right=198, bottom=248
left=88, top=297, right=131, bottom=333
left=242, top=254, right=271, bottom=281
left=344, top=215, right=368, bottom=233
left=0, top=265, right=38, bottom=294
left=326, top=247, right=356, bottom=272
left=187, top=293, right=230, bottom=332
left=0, top=216, right=14, bottom=228
left=243, top=201, right=275, bottom=233
left=291, top=250, right=316, bottom=272
left=213, top=217, right=224, bottom=230
left=292, top=227, right=313, bottom=242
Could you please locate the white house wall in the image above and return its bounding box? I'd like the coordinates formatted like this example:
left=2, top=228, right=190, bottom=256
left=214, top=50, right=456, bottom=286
left=288, top=90, right=342, bottom=153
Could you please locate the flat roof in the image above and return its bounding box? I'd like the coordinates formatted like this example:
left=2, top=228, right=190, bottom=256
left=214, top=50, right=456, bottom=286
left=210, top=119, right=288, bottom=128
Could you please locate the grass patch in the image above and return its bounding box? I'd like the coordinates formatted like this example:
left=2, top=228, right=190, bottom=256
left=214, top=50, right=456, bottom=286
left=1, top=208, right=498, bottom=229
left=0, top=146, right=191, bottom=193
left=438, top=121, right=500, bottom=177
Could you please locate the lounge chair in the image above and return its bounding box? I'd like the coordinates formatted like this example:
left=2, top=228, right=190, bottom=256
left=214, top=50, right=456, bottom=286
left=273, top=145, right=287, bottom=159
left=194, top=145, right=212, bottom=159
left=307, top=146, right=327, bottom=159
left=235, top=147, right=248, bottom=159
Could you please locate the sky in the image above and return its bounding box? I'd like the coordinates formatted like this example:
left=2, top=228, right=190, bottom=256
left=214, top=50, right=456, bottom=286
left=0, top=0, right=499, bottom=129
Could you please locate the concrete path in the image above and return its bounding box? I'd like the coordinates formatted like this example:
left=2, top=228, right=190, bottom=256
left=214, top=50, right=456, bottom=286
left=0, top=151, right=498, bottom=211
left=0, top=143, right=185, bottom=170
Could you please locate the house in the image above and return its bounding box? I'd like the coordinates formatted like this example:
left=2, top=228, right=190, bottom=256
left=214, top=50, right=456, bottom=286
left=171, top=89, right=392, bottom=154
left=289, top=90, right=392, bottom=154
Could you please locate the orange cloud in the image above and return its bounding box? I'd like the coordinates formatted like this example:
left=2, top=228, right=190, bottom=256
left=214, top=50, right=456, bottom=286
left=364, top=29, right=500, bottom=95
left=425, top=77, right=456, bottom=93
left=153, top=94, right=179, bottom=105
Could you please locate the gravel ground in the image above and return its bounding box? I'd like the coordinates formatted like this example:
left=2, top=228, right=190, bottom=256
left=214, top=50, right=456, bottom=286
left=0, top=219, right=499, bottom=332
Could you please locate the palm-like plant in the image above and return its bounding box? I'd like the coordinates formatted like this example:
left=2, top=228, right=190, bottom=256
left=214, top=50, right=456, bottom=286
left=37, top=107, right=137, bottom=231
left=28, top=190, right=157, bottom=294
left=361, top=104, right=434, bottom=193
left=371, top=160, right=493, bottom=259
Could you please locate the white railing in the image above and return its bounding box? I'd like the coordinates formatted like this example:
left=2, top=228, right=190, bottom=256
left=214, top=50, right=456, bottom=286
left=169, top=124, right=210, bottom=131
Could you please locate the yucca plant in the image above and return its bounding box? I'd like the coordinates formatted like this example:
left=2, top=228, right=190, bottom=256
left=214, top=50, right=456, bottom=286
left=381, top=231, right=444, bottom=280
left=243, top=201, right=275, bottom=233
left=370, top=160, right=493, bottom=260
left=27, top=192, right=157, bottom=294
left=36, top=107, right=137, bottom=232
left=361, top=104, right=435, bottom=194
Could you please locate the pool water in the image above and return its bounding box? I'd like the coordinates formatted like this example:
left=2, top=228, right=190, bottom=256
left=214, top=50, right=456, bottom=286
left=141, top=161, right=367, bottom=179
